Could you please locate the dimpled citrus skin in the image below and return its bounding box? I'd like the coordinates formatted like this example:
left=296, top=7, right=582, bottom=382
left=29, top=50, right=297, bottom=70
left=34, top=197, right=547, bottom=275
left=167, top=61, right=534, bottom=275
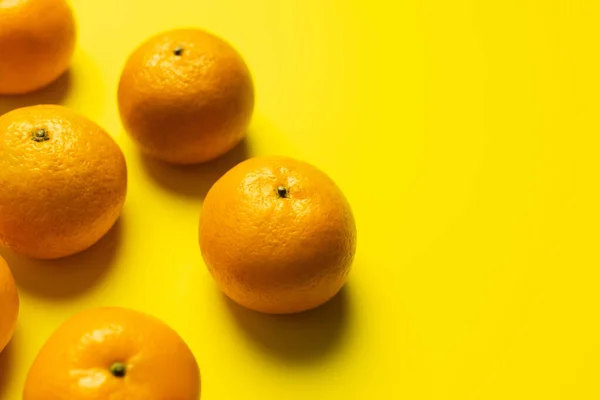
left=199, top=156, right=357, bottom=314
left=0, top=255, right=18, bottom=353
left=23, top=307, right=201, bottom=400
left=0, top=105, right=127, bottom=259
left=0, top=0, right=76, bottom=94
left=118, top=28, right=255, bottom=164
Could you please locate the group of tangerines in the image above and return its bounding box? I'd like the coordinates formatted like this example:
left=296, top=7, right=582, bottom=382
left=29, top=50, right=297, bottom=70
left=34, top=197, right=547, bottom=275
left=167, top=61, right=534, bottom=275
left=0, top=0, right=357, bottom=398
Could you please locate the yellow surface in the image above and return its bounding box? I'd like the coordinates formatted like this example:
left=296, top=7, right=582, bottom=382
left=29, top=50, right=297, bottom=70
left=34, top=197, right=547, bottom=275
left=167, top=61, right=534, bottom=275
left=0, top=0, right=599, bottom=398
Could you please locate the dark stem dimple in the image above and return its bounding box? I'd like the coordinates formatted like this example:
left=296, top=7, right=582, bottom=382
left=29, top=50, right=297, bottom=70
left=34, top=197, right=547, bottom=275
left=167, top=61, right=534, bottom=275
left=276, top=186, right=289, bottom=198
left=109, top=362, right=127, bottom=378
left=173, top=46, right=184, bottom=56
left=32, top=129, right=49, bottom=142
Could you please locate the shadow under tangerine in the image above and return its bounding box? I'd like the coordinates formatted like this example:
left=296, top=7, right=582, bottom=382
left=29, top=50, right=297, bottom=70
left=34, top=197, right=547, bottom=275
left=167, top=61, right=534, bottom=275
left=0, top=332, right=17, bottom=399
left=141, top=137, right=251, bottom=200
left=0, top=216, right=123, bottom=299
left=0, top=70, right=72, bottom=117
left=224, top=286, right=352, bottom=364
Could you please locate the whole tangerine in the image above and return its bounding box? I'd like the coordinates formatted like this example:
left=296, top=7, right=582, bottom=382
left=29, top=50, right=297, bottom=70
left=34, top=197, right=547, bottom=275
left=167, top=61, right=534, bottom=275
left=0, top=105, right=127, bottom=259
left=0, top=0, right=76, bottom=94
left=118, top=28, right=254, bottom=164
left=199, top=156, right=357, bottom=314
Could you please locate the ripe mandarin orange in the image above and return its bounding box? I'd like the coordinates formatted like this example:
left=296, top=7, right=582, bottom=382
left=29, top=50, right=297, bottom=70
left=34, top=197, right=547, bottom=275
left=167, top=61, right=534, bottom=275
left=0, top=105, right=127, bottom=259
left=199, top=156, right=357, bottom=314
left=23, top=307, right=200, bottom=400
left=0, top=0, right=76, bottom=94
left=0, top=255, right=18, bottom=353
left=118, top=28, right=255, bottom=164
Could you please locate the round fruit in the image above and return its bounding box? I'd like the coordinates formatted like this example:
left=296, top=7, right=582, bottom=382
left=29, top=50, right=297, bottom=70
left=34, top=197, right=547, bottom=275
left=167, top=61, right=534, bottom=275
left=0, top=0, right=76, bottom=94
left=0, top=105, right=127, bottom=259
left=118, top=28, right=255, bottom=164
left=199, top=156, right=357, bottom=314
left=0, top=255, right=18, bottom=353
left=23, top=307, right=200, bottom=399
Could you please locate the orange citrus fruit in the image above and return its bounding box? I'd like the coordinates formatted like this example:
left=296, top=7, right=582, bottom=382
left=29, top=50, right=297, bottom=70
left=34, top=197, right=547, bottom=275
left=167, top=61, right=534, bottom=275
left=118, top=28, right=255, bottom=164
left=0, top=105, right=127, bottom=259
left=199, top=156, right=357, bottom=314
left=23, top=307, right=200, bottom=400
left=0, top=0, right=76, bottom=94
left=0, top=255, right=18, bottom=353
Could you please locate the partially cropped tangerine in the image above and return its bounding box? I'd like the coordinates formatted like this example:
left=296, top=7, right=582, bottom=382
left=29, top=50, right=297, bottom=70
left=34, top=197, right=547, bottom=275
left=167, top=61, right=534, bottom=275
left=0, top=105, right=127, bottom=259
left=199, top=156, right=357, bottom=314
left=23, top=307, right=200, bottom=400
left=0, top=255, right=18, bottom=354
left=118, top=28, right=255, bottom=164
left=0, top=0, right=76, bottom=94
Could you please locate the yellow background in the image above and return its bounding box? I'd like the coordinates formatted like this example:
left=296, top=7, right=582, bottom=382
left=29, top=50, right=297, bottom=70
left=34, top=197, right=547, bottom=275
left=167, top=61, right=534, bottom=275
left=1, top=0, right=599, bottom=398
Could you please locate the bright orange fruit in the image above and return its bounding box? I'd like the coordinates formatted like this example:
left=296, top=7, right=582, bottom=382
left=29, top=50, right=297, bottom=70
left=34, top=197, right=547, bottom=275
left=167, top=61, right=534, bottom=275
left=23, top=307, right=201, bottom=400
left=0, top=0, right=76, bottom=94
left=0, top=255, right=18, bottom=354
left=199, top=156, right=357, bottom=314
left=0, top=105, right=127, bottom=259
left=118, top=28, right=255, bottom=164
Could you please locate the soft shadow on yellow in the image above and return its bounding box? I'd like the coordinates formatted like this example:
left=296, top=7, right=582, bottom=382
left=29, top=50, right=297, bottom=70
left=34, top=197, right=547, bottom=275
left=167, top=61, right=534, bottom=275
left=141, top=138, right=250, bottom=199
left=0, top=71, right=72, bottom=116
left=0, top=218, right=122, bottom=299
left=0, top=333, right=17, bottom=399
left=225, top=286, right=351, bottom=364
